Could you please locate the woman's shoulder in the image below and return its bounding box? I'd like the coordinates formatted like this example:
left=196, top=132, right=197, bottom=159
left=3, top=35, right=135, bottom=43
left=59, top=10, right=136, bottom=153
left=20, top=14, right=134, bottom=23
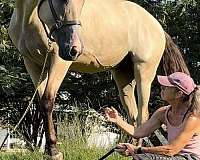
left=186, top=114, right=200, bottom=123
left=153, top=105, right=170, bottom=123
left=184, top=114, right=200, bottom=133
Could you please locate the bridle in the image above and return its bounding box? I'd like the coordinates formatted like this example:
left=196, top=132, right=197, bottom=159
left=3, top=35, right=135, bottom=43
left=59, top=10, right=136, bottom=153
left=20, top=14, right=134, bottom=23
left=38, top=0, right=81, bottom=42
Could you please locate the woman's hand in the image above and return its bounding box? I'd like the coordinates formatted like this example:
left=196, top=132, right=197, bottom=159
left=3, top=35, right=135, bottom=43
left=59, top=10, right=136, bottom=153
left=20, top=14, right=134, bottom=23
left=115, top=143, right=138, bottom=157
left=104, top=106, right=120, bottom=123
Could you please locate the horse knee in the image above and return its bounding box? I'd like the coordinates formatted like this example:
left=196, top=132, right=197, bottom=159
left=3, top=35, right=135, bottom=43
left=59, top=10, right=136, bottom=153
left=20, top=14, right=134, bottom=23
left=50, top=134, right=57, bottom=145
left=40, top=93, right=55, bottom=113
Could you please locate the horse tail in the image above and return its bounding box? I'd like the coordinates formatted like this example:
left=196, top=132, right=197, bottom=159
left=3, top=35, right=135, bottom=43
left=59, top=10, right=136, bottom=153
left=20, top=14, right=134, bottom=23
left=161, top=32, right=190, bottom=75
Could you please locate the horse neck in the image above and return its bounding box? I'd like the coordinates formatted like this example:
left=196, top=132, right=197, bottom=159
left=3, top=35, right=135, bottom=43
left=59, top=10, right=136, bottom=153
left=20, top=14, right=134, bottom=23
left=15, top=0, right=39, bottom=25
left=16, top=0, right=38, bottom=10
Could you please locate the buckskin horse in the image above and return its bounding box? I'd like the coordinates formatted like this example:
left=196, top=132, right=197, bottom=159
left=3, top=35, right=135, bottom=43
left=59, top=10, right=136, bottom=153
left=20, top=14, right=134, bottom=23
left=9, top=0, right=189, bottom=159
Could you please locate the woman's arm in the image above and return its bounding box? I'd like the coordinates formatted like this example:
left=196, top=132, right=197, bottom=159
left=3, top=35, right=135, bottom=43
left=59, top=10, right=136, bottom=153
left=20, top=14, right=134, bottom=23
left=132, top=107, right=165, bottom=138
left=104, top=107, right=165, bottom=139
left=141, top=116, right=200, bottom=156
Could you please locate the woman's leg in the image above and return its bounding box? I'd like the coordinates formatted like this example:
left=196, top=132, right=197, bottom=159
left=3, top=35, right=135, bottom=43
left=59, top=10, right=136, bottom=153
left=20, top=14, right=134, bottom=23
left=133, top=153, right=191, bottom=160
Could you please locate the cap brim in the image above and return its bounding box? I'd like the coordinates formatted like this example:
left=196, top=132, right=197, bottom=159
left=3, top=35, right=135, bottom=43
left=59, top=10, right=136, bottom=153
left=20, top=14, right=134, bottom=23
left=157, top=75, right=174, bottom=87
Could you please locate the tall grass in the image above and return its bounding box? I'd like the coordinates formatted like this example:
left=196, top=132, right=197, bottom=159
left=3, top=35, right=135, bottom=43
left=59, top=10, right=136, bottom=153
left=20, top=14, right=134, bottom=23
left=0, top=111, right=130, bottom=160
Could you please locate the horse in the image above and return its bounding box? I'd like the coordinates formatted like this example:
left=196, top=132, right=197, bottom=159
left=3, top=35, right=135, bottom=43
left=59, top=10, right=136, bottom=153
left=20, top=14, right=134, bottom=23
left=9, top=0, right=189, bottom=159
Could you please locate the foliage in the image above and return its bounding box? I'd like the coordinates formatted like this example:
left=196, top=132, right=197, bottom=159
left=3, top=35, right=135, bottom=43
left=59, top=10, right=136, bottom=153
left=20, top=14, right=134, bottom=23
left=59, top=71, right=120, bottom=110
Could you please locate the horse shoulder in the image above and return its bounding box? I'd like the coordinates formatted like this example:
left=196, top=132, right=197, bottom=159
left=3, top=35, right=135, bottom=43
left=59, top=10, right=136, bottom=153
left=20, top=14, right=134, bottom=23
left=123, top=1, right=165, bottom=62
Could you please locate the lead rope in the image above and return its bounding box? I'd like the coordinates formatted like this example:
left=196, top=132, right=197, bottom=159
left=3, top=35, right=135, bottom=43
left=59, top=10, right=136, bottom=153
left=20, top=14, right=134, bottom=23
left=0, top=39, right=52, bottom=150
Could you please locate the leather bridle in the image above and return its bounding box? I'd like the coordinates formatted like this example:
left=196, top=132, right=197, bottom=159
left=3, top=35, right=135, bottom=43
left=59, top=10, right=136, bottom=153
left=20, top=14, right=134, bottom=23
left=38, top=0, right=81, bottom=42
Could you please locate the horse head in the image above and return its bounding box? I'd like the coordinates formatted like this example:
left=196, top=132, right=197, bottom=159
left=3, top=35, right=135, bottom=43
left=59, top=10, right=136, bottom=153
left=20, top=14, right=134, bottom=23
left=38, top=0, right=85, bottom=61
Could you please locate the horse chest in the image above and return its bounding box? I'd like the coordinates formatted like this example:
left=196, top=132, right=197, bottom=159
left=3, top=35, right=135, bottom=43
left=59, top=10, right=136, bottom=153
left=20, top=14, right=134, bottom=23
left=20, top=35, right=47, bottom=65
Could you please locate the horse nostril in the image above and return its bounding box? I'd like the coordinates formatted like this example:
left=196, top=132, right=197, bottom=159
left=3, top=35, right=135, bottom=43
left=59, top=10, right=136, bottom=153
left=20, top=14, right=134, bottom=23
left=70, top=46, right=78, bottom=57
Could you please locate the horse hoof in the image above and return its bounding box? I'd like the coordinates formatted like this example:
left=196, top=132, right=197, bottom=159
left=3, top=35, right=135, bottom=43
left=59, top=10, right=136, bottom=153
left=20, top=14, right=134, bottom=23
left=44, top=152, right=63, bottom=160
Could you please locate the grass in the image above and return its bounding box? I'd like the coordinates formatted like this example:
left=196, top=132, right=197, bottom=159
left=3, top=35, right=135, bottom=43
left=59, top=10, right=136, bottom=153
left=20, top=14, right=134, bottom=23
left=0, top=150, right=43, bottom=160
left=59, top=138, right=130, bottom=160
left=0, top=111, right=131, bottom=160
left=0, top=140, right=130, bottom=160
left=0, top=146, right=131, bottom=160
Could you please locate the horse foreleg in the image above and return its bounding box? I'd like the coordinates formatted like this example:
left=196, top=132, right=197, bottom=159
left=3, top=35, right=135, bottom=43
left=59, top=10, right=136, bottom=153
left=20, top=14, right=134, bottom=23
left=40, top=55, right=72, bottom=159
left=111, top=66, right=137, bottom=125
left=112, top=61, right=138, bottom=144
left=24, top=57, right=48, bottom=145
left=134, top=61, right=159, bottom=126
left=24, top=57, right=48, bottom=98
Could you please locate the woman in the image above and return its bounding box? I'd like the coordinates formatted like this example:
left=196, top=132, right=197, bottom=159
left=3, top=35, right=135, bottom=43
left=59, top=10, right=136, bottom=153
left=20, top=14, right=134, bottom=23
left=104, top=72, right=200, bottom=160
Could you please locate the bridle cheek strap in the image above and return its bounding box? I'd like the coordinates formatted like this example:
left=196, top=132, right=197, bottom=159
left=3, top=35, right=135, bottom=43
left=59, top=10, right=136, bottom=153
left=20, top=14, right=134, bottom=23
left=38, top=0, right=81, bottom=42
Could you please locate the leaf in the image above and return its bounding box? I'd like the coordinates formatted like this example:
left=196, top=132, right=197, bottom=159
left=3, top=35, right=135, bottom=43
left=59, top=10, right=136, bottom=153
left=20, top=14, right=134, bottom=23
left=0, top=65, right=7, bottom=72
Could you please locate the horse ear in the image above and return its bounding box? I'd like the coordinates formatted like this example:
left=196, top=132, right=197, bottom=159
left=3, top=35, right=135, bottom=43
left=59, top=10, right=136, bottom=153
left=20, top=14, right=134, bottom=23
left=60, top=0, right=68, bottom=2
left=65, top=0, right=69, bottom=4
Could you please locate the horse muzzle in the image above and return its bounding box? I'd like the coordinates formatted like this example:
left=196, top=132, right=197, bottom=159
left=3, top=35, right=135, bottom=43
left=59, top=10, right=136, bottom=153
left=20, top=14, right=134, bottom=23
left=59, top=45, right=80, bottom=61
left=58, top=30, right=82, bottom=61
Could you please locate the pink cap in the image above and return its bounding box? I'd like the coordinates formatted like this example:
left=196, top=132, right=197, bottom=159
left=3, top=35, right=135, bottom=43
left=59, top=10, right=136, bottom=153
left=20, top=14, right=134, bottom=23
left=157, top=72, right=196, bottom=95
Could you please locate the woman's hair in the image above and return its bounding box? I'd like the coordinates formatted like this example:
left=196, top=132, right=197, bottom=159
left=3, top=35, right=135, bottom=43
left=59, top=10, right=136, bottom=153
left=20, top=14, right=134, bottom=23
left=185, top=85, right=200, bottom=117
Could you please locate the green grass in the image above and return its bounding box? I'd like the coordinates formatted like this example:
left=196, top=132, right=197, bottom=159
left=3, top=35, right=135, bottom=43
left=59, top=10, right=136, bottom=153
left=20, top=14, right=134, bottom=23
left=0, top=115, right=131, bottom=159
left=0, top=141, right=130, bottom=160
left=58, top=138, right=130, bottom=160
left=0, top=150, right=43, bottom=160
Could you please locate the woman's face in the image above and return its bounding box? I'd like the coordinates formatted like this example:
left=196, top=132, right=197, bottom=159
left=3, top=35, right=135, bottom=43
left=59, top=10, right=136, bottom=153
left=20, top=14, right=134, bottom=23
left=161, top=86, right=178, bottom=102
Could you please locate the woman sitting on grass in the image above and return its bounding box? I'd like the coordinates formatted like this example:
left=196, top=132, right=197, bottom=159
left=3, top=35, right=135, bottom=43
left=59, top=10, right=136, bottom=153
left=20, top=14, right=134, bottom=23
left=104, top=72, right=200, bottom=160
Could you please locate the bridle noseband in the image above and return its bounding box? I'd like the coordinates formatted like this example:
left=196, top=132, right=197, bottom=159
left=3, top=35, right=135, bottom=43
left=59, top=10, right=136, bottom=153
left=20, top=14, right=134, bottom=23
left=38, top=0, right=81, bottom=42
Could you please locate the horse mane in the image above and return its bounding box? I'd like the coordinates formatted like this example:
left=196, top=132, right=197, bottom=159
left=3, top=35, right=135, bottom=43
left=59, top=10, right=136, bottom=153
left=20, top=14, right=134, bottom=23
left=161, top=32, right=190, bottom=76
